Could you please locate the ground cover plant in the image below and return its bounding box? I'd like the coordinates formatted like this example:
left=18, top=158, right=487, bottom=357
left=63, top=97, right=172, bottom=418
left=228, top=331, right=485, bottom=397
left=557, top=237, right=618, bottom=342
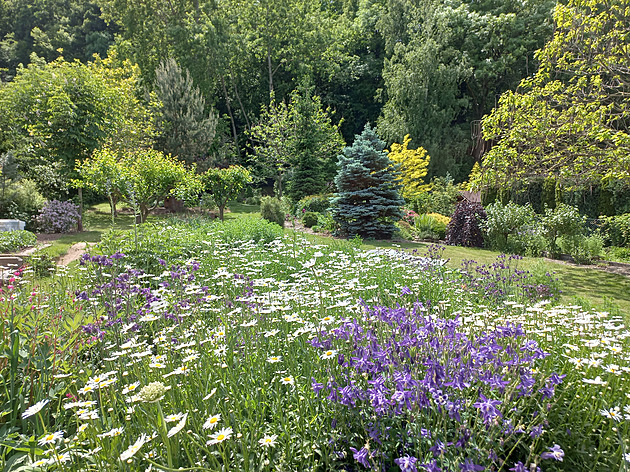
left=0, top=230, right=36, bottom=253
left=0, top=218, right=628, bottom=471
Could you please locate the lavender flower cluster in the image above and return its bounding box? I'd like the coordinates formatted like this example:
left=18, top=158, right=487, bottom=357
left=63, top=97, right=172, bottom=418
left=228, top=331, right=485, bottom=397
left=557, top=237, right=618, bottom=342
left=34, top=200, right=80, bottom=233
left=310, top=300, right=565, bottom=471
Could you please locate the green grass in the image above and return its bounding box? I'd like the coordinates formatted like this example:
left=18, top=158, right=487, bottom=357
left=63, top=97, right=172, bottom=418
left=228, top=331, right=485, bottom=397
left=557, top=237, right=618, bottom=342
left=35, top=202, right=630, bottom=317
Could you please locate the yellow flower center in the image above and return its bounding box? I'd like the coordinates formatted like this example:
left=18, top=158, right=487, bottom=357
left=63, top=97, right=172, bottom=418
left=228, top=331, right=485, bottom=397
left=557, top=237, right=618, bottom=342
left=210, top=418, right=217, bottom=423
left=217, top=434, right=225, bottom=441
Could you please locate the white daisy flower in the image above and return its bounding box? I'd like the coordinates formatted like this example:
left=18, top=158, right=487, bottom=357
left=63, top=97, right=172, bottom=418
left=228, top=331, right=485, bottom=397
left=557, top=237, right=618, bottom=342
left=23, top=399, right=50, bottom=419
left=207, top=427, right=233, bottom=445
left=258, top=434, right=278, bottom=448
left=279, top=375, right=294, bottom=385
left=167, top=413, right=187, bottom=438
left=38, top=431, right=64, bottom=446
left=120, top=433, right=150, bottom=461
left=266, top=356, right=282, bottom=364
left=320, top=349, right=338, bottom=360
left=203, top=414, right=221, bottom=430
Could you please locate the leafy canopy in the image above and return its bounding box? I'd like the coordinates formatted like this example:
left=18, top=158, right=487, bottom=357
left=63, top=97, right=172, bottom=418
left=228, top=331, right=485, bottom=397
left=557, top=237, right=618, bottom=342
left=202, top=165, right=252, bottom=220
left=481, top=0, right=630, bottom=188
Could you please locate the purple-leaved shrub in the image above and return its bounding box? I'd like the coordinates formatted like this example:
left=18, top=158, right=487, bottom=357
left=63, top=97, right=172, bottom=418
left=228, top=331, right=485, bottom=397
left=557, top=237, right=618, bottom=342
left=34, top=200, right=80, bottom=233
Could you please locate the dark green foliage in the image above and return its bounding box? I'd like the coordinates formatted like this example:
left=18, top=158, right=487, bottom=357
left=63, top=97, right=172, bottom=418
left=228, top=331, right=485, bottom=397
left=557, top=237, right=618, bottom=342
left=260, top=196, right=285, bottom=228
left=599, top=214, right=630, bottom=248
left=302, top=211, right=318, bottom=228
left=331, top=125, right=404, bottom=239
left=295, top=194, right=331, bottom=215
left=0, top=230, right=37, bottom=254
left=152, top=58, right=218, bottom=167
left=445, top=201, right=487, bottom=248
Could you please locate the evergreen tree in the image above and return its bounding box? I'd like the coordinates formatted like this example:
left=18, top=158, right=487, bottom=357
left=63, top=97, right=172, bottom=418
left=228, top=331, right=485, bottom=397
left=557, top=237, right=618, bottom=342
left=331, top=125, right=404, bottom=239
left=152, top=58, right=218, bottom=167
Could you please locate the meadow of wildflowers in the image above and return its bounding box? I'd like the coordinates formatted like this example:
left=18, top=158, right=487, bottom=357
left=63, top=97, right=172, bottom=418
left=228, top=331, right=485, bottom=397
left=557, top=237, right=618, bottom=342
left=0, top=217, right=628, bottom=471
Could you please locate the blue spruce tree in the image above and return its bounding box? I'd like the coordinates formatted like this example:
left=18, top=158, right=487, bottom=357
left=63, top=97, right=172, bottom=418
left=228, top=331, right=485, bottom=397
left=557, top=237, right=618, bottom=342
left=331, top=125, right=404, bottom=239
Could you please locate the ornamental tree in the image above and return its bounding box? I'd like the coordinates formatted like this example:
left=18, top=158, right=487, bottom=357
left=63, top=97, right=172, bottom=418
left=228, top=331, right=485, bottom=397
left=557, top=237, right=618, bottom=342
left=202, top=165, right=252, bottom=220
left=124, top=150, right=201, bottom=223
left=386, top=134, right=430, bottom=198
left=75, top=147, right=128, bottom=216
left=480, top=0, right=630, bottom=188
left=331, top=125, right=404, bottom=239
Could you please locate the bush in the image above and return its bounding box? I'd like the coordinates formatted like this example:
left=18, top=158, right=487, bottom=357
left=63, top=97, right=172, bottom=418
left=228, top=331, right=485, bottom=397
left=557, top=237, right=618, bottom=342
left=604, top=246, right=630, bottom=263
left=483, top=202, right=536, bottom=249
left=599, top=213, right=630, bottom=247
left=0, top=230, right=37, bottom=253
left=312, top=212, right=338, bottom=233
left=541, top=203, right=586, bottom=258
left=414, top=214, right=441, bottom=240
left=407, top=175, right=459, bottom=216
left=445, top=201, right=487, bottom=247
left=34, top=200, right=81, bottom=233
left=260, top=196, right=285, bottom=228
left=395, top=220, right=416, bottom=240
left=0, top=179, right=47, bottom=224
left=295, top=194, right=331, bottom=215
left=302, top=211, right=319, bottom=228
left=557, top=233, right=604, bottom=264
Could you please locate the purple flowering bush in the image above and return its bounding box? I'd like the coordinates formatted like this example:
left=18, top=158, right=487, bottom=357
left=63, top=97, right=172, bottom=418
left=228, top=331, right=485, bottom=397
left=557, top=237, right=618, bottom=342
left=34, top=199, right=80, bottom=233
left=310, top=301, right=565, bottom=471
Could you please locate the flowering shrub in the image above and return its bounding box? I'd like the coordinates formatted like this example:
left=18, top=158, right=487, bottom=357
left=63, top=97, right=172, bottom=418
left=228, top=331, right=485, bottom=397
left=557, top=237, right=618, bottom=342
left=34, top=200, right=80, bottom=233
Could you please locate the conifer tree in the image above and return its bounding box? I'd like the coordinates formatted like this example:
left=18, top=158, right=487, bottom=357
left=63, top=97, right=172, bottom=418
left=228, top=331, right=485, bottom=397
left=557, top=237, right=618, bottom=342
left=331, top=125, right=404, bottom=239
left=152, top=58, right=218, bottom=167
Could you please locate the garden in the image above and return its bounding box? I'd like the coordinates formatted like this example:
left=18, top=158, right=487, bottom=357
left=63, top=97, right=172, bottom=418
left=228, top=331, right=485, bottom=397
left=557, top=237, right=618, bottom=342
left=2, top=0, right=630, bottom=469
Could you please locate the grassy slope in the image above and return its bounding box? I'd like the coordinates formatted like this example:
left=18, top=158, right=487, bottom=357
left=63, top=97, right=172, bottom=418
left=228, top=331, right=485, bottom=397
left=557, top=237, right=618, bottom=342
left=37, top=201, right=630, bottom=317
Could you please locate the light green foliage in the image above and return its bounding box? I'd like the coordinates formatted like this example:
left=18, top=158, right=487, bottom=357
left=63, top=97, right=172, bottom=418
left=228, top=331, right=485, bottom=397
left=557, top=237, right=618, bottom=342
left=386, top=134, right=430, bottom=198
left=259, top=196, right=285, bottom=228
left=151, top=58, right=218, bottom=167
left=0, top=230, right=36, bottom=253
left=295, top=194, right=331, bottom=216
left=541, top=203, right=586, bottom=258
left=414, top=213, right=450, bottom=240
left=0, top=54, right=153, bottom=198
left=483, top=202, right=538, bottom=252
left=0, top=178, right=46, bottom=223
left=599, top=214, right=630, bottom=248
left=482, top=0, right=630, bottom=187
left=557, top=233, right=604, bottom=265
left=249, top=84, right=344, bottom=201
left=202, top=165, right=252, bottom=220
left=75, top=147, right=128, bottom=215
left=125, top=149, right=201, bottom=223
left=408, top=175, right=460, bottom=217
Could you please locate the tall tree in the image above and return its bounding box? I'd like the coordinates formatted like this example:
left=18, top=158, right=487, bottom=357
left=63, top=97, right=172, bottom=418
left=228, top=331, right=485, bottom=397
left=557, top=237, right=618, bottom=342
left=480, top=0, right=630, bottom=188
left=0, top=0, right=116, bottom=79
left=377, top=0, right=555, bottom=180
left=0, top=53, right=152, bottom=198
left=151, top=58, right=218, bottom=168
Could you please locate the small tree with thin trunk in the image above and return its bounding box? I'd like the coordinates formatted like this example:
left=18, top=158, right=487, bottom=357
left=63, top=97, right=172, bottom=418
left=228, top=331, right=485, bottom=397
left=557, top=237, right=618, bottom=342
left=202, top=165, right=252, bottom=220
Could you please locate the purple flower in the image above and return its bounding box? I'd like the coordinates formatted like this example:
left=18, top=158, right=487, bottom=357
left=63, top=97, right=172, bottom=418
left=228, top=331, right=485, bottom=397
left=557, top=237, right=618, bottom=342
left=509, top=462, right=527, bottom=472
left=395, top=455, right=418, bottom=472
left=473, top=393, right=502, bottom=424
left=529, top=424, right=544, bottom=438
left=459, top=459, right=484, bottom=471
left=541, top=444, right=564, bottom=461
left=349, top=446, right=371, bottom=468
left=420, top=460, right=442, bottom=472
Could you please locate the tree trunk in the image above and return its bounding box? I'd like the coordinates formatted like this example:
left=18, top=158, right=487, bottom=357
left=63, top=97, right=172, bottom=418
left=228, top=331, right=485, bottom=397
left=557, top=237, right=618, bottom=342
left=220, top=75, right=240, bottom=157
left=219, top=205, right=225, bottom=221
